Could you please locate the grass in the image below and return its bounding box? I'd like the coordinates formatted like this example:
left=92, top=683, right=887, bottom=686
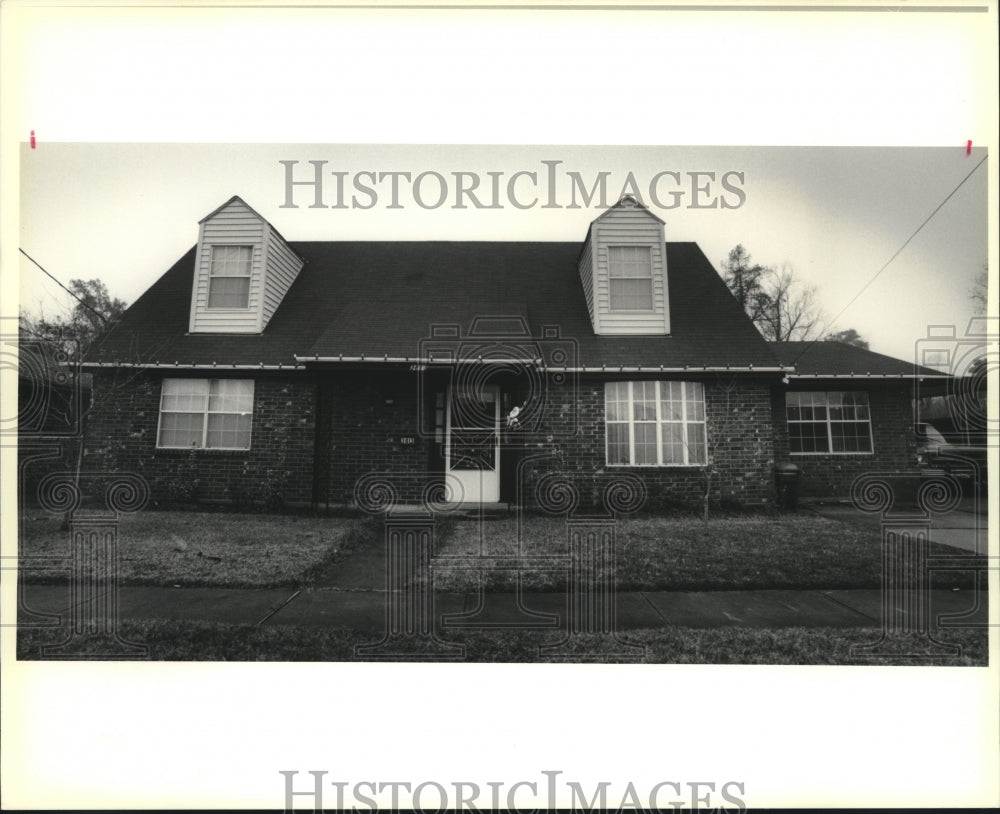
left=428, top=513, right=985, bottom=592
left=19, top=509, right=986, bottom=594
left=18, top=509, right=377, bottom=589
left=16, top=620, right=988, bottom=665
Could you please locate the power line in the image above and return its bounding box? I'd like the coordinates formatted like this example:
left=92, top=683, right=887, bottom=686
left=790, top=152, right=988, bottom=367
left=19, top=248, right=110, bottom=328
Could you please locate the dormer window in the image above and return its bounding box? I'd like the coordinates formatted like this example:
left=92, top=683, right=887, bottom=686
left=577, top=197, right=670, bottom=335
left=208, top=245, right=252, bottom=309
left=189, top=196, right=305, bottom=334
left=609, top=246, right=653, bottom=311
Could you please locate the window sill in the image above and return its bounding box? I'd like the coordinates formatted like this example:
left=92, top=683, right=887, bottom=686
left=156, top=447, right=252, bottom=453
left=789, top=452, right=874, bottom=457
left=606, top=462, right=707, bottom=468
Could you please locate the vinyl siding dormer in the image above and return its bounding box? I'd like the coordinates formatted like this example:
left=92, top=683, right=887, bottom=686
left=578, top=196, right=670, bottom=335
left=189, top=196, right=304, bottom=334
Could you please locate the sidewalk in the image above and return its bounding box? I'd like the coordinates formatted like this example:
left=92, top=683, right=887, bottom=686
left=17, top=582, right=989, bottom=632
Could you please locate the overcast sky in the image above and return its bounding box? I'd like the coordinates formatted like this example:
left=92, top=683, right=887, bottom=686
left=20, top=142, right=988, bottom=362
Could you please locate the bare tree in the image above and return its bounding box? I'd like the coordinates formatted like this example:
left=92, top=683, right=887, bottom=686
left=823, top=328, right=870, bottom=350
left=756, top=264, right=824, bottom=341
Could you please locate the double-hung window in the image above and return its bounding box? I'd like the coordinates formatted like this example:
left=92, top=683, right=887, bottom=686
left=608, top=246, right=653, bottom=311
left=786, top=391, right=873, bottom=454
left=606, top=381, right=707, bottom=466
left=157, top=379, right=254, bottom=449
left=207, top=245, right=252, bottom=308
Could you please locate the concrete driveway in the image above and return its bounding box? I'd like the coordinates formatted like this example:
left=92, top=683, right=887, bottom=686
left=804, top=496, right=988, bottom=555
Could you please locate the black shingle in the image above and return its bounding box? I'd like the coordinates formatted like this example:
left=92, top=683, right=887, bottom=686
left=87, top=241, right=784, bottom=369
left=772, top=341, right=942, bottom=377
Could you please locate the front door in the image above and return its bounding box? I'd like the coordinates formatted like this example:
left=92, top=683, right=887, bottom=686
left=445, top=384, right=500, bottom=503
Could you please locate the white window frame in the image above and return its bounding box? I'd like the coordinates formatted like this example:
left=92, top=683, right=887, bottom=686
left=156, top=378, right=255, bottom=450
left=786, top=390, right=874, bottom=456
left=608, top=245, right=654, bottom=312
left=605, top=381, right=707, bottom=467
left=207, top=244, right=253, bottom=310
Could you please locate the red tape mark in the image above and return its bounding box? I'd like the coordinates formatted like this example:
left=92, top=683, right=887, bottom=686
left=967, top=140, right=972, bottom=156
left=30, top=130, right=36, bottom=149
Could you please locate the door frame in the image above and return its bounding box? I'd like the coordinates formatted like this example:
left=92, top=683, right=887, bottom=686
left=444, top=383, right=501, bottom=503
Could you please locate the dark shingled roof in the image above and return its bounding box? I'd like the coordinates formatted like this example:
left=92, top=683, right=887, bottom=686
left=771, top=341, right=945, bottom=378
left=87, top=240, right=785, bottom=370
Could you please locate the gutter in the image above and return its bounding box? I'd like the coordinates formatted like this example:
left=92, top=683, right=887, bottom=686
left=81, top=361, right=305, bottom=370
left=78, top=359, right=947, bottom=379
left=293, top=354, right=789, bottom=373
left=785, top=373, right=952, bottom=380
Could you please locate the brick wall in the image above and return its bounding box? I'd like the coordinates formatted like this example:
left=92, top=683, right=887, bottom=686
left=81, top=369, right=792, bottom=511
left=320, top=370, right=433, bottom=506
left=518, top=374, right=778, bottom=511
left=771, top=381, right=919, bottom=497
left=83, top=370, right=316, bottom=507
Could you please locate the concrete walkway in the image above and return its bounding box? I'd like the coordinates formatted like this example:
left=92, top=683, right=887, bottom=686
left=18, top=582, right=988, bottom=632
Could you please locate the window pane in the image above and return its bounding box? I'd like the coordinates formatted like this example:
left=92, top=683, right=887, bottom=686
left=161, top=379, right=208, bottom=412
left=831, top=422, right=872, bottom=453
left=607, top=423, right=630, bottom=465
left=633, top=381, right=657, bottom=420
left=661, top=422, right=684, bottom=464
left=686, top=423, right=707, bottom=464
left=210, top=245, right=252, bottom=276
left=789, top=422, right=829, bottom=453
left=610, top=278, right=653, bottom=310
left=206, top=413, right=252, bottom=449
left=660, top=381, right=684, bottom=420
left=633, top=422, right=657, bottom=465
left=606, top=381, right=629, bottom=400
left=158, top=412, right=204, bottom=448
left=605, top=382, right=629, bottom=421
left=209, top=379, right=254, bottom=413
left=685, top=382, right=705, bottom=421
left=609, top=246, right=652, bottom=278
left=208, top=276, right=250, bottom=308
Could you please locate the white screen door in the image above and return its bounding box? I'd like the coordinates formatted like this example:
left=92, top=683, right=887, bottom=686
left=445, top=384, right=500, bottom=503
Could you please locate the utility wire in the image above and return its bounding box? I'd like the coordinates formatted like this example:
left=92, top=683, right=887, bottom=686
left=19, top=248, right=110, bottom=327
left=790, top=153, right=988, bottom=368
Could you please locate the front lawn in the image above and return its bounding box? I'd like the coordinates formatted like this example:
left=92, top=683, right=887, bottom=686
left=16, top=619, right=988, bottom=665
left=18, top=510, right=376, bottom=589
left=429, top=513, right=984, bottom=592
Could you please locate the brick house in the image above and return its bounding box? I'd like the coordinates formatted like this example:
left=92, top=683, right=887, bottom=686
left=80, top=195, right=946, bottom=509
